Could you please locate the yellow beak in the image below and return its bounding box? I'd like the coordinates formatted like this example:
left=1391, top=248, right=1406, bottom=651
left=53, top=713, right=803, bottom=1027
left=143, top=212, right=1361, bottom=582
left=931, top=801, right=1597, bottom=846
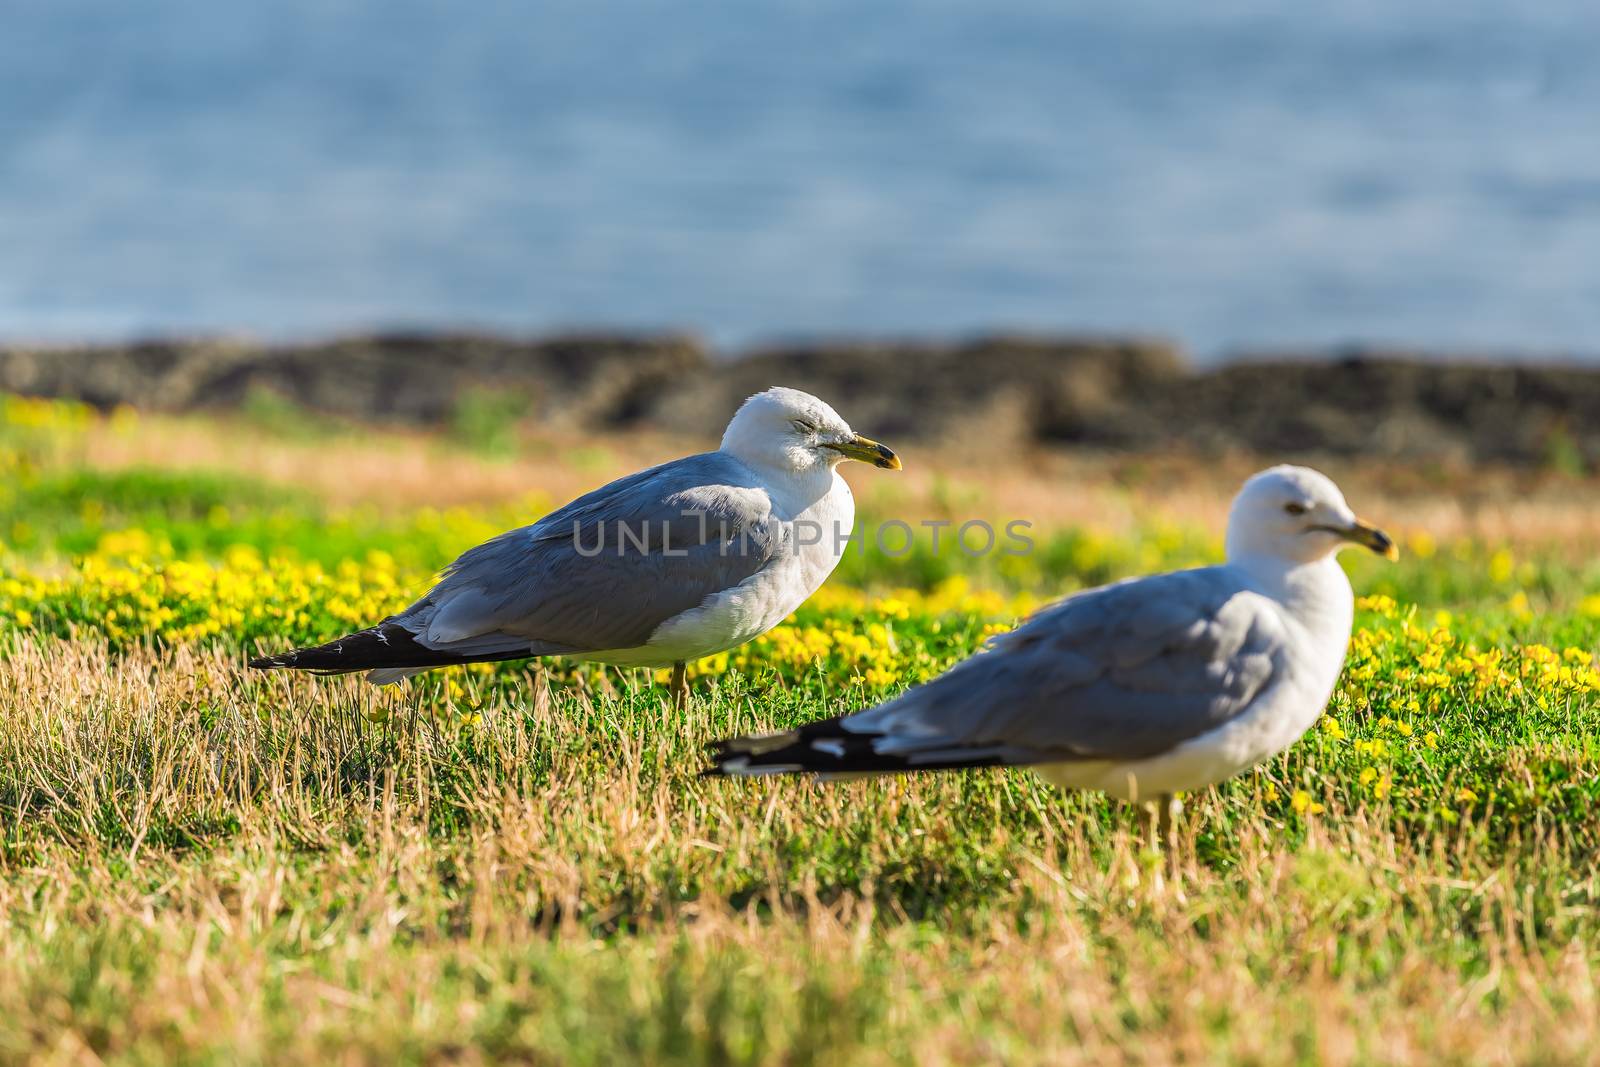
left=1344, top=518, right=1399, bottom=560
left=824, top=434, right=902, bottom=470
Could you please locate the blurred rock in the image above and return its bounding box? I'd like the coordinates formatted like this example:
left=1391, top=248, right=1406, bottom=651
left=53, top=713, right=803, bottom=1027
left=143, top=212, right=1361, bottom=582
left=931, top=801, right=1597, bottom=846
left=642, top=334, right=1185, bottom=446
left=5, top=332, right=1600, bottom=468
left=0, top=332, right=709, bottom=427
left=1122, top=350, right=1600, bottom=467
left=0, top=339, right=260, bottom=411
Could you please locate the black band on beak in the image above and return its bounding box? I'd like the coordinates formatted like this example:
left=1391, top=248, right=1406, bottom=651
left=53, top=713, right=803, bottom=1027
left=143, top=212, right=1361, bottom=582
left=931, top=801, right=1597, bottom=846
left=824, top=435, right=903, bottom=470
left=1309, top=519, right=1398, bottom=560
left=1341, top=519, right=1399, bottom=560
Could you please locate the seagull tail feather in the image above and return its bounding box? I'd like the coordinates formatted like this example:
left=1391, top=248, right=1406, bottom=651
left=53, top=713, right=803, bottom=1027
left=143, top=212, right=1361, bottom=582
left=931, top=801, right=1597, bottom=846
left=703, top=716, right=1010, bottom=778
left=248, top=621, right=529, bottom=681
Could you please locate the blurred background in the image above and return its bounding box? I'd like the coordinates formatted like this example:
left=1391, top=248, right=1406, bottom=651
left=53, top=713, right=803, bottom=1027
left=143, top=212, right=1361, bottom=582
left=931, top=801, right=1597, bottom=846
left=4, top=0, right=1600, bottom=466
left=7, top=0, right=1600, bottom=355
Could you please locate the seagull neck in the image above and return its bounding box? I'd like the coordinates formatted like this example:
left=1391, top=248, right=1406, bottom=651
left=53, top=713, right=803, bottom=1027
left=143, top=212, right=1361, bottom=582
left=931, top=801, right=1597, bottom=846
left=1233, top=553, right=1353, bottom=634
left=723, top=449, right=837, bottom=509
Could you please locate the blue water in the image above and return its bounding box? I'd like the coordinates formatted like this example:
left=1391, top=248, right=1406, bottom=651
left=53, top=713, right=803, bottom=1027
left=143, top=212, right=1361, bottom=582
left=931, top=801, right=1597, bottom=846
left=5, top=0, right=1600, bottom=359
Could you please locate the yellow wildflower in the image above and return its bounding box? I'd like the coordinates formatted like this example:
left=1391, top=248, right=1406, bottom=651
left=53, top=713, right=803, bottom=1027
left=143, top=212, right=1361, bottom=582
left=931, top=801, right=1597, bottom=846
left=1488, top=549, right=1514, bottom=585
left=862, top=666, right=900, bottom=688
left=1290, top=790, right=1324, bottom=816
left=1356, top=594, right=1398, bottom=617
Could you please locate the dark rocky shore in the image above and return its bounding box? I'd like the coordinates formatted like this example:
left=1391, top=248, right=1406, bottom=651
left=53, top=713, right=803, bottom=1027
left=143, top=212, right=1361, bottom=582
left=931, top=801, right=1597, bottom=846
left=3, top=333, right=1597, bottom=468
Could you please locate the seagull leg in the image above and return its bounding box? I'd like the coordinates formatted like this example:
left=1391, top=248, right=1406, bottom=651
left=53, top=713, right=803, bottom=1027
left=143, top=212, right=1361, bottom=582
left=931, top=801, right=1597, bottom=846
left=670, top=661, right=688, bottom=711
left=1139, top=796, right=1170, bottom=894
left=1157, top=793, right=1188, bottom=894
left=530, top=661, right=551, bottom=719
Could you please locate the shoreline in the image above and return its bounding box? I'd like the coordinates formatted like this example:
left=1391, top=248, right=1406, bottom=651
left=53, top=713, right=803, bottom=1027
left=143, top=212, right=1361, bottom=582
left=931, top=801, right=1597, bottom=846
left=4, top=330, right=1599, bottom=469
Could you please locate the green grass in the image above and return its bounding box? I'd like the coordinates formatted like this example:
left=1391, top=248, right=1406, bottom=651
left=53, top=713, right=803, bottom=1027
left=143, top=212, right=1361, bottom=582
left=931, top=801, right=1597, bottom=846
left=9, top=464, right=1600, bottom=611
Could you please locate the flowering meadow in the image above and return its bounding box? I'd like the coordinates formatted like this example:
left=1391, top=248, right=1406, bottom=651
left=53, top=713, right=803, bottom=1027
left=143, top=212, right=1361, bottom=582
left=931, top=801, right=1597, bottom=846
left=3, top=393, right=1600, bottom=1065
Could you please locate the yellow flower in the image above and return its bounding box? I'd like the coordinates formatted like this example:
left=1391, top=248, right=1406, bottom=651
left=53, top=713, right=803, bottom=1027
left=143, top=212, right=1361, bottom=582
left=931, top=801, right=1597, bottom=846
left=1488, top=549, right=1514, bottom=585
left=1291, top=790, right=1324, bottom=816
left=862, top=666, right=900, bottom=688
left=1356, top=594, right=1398, bottom=617
left=874, top=597, right=911, bottom=621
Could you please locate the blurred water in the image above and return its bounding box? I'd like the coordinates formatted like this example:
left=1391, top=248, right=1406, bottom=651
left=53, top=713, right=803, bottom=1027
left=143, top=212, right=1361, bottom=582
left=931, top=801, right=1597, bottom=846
left=3, top=0, right=1599, bottom=359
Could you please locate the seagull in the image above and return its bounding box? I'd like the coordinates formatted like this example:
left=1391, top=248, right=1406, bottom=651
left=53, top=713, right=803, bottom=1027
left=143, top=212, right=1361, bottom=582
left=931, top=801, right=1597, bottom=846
left=706, top=465, right=1396, bottom=843
left=250, top=387, right=901, bottom=706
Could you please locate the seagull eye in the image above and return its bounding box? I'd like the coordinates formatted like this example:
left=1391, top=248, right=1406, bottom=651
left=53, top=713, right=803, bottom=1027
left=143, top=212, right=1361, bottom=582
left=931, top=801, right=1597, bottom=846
left=1284, top=502, right=1309, bottom=516
left=791, top=419, right=817, bottom=434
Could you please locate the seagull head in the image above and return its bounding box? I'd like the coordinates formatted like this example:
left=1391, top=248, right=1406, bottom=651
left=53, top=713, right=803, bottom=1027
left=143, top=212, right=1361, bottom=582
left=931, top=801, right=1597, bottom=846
left=721, top=387, right=902, bottom=475
left=1225, top=465, right=1397, bottom=566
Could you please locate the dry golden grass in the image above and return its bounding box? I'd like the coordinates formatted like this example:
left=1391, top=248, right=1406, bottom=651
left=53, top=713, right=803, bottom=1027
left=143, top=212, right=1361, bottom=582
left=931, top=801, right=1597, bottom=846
left=3, top=636, right=1598, bottom=1066
left=75, top=409, right=1600, bottom=552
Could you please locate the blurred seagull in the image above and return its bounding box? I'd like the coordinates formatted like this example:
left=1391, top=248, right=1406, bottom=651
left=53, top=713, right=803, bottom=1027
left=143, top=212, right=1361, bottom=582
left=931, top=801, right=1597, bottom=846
left=706, top=465, right=1396, bottom=841
left=250, top=387, right=901, bottom=706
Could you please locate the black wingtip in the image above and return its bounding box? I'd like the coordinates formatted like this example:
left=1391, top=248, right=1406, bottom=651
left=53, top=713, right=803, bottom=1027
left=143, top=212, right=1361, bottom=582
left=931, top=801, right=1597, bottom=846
left=703, top=718, right=1015, bottom=779
left=699, top=742, right=733, bottom=778
left=702, top=720, right=872, bottom=777
left=244, top=622, right=533, bottom=676
left=700, top=736, right=762, bottom=777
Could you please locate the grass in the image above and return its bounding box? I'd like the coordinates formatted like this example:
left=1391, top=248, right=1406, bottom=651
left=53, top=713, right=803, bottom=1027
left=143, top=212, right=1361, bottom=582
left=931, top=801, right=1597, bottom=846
left=3, top=393, right=1600, bottom=1064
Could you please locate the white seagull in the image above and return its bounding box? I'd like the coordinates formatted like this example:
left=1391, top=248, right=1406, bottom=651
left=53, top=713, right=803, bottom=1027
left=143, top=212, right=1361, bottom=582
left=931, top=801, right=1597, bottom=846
left=250, top=387, right=901, bottom=705
left=707, top=465, right=1396, bottom=836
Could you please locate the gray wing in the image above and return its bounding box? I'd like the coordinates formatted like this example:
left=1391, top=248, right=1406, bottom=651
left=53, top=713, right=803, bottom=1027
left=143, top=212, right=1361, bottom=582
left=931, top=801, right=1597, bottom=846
left=392, top=452, right=785, bottom=656
left=844, top=566, right=1292, bottom=764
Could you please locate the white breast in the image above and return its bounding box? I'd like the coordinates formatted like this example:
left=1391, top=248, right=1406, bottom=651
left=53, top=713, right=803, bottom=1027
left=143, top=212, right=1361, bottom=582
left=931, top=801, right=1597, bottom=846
left=612, top=469, right=856, bottom=666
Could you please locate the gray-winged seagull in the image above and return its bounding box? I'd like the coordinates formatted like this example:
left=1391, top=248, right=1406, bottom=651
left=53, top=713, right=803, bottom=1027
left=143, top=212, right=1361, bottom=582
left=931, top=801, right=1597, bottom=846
left=250, top=387, right=901, bottom=706
left=706, top=465, right=1395, bottom=841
